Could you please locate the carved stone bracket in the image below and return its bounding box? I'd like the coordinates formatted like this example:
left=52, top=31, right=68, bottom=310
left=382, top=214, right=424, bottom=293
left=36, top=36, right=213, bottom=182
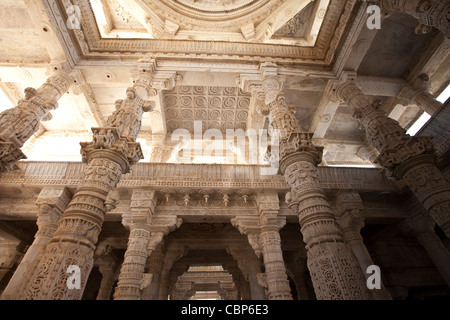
left=377, top=0, right=450, bottom=38
left=231, top=216, right=261, bottom=258
left=115, top=211, right=182, bottom=300
left=0, top=142, right=26, bottom=176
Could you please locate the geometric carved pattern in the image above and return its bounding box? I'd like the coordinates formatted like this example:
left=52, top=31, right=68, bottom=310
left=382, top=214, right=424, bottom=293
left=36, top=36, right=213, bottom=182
left=164, top=85, right=251, bottom=132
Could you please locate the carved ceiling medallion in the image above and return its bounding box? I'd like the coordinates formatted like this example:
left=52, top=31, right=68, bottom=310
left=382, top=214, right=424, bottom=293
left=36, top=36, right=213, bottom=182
left=144, top=0, right=284, bottom=26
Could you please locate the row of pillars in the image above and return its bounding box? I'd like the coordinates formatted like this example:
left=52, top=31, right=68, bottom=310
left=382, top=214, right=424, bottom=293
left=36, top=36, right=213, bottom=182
left=0, top=24, right=448, bottom=299
left=2, top=184, right=450, bottom=300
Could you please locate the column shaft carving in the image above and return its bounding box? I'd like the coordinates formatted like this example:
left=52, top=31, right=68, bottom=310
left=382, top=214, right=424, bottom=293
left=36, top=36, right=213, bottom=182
left=115, top=189, right=155, bottom=300
left=17, top=62, right=157, bottom=299
left=335, top=191, right=392, bottom=300
left=259, top=224, right=292, bottom=300
left=336, top=79, right=450, bottom=238
left=251, top=67, right=371, bottom=299
left=18, top=158, right=125, bottom=300
left=1, top=187, right=72, bottom=299
left=282, top=152, right=372, bottom=300
left=0, top=70, right=74, bottom=174
left=142, top=244, right=165, bottom=300
left=239, top=65, right=372, bottom=299
left=114, top=228, right=157, bottom=300
left=227, top=246, right=266, bottom=300
left=233, top=191, right=292, bottom=300
left=115, top=191, right=182, bottom=300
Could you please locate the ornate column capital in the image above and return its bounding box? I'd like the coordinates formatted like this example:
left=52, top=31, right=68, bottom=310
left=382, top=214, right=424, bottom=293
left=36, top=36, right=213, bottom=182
left=0, top=142, right=26, bottom=175
left=335, top=73, right=438, bottom=176
left=149, top=215, right=183, bottom=237
left=377, top=0, right=450, bottom=38
left=130, top=189, right=157, bottom=212
left=255, top=191, right=279, bottom=214
left=80, top=69, right=159, bottom=174
left=34, top=187, right=72, bottom=237
left=397, top=76, right=442, bottom=116
left=231, top=216, right=262, bottom=258
left=231, top=216, right=260, bottom=235
left=335, top=191, right=365, bottom=242
left=131, top=58, right=157, bottom=100
left=278, top=132, right=324, bottom=174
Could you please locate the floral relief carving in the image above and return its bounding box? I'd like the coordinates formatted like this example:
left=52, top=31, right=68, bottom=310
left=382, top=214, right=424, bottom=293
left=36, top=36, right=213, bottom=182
left=164, top=85, right=250, bottom=133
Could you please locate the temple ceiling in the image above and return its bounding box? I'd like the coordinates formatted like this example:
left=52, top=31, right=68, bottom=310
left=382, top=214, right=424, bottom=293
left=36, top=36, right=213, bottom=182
left=0, top=0, right=448, bottom=167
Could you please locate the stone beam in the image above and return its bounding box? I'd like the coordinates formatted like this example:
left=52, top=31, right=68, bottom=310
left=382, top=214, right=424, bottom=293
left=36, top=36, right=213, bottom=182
left=0, top=162, right=397, bottom=194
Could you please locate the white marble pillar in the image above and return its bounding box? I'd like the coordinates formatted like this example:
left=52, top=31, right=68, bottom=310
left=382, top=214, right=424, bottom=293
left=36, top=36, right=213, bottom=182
left=17, top=60, right=156, bottom=300
left=335, top=191, right=392, bottom=300
left=0, top=70, right=74, bottom=174
left=1, top=187, right=71, bottom=299
left=336, top=76, right=450, bottom=238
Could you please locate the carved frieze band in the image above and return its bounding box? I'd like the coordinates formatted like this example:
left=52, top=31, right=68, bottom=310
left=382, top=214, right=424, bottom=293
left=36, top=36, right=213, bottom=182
left=0, top=161, right=396, bottom=192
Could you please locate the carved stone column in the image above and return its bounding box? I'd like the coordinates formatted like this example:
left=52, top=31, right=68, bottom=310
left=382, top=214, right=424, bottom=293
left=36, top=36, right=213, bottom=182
left=336, top=77, right=450, bottom=238
left=0, top=69, right=74, bottom=174
left=1, top=187, right=71, bottom=299
left=400, top=213, right=450, bottom=287
left=17, top=60, right=157, bottom=300
left=256, top=193, right=292, bottom=300
left=335, top=191, right=392, bottom=300
left=232, top=202, right=292, bottom=299
left=226, top=246, right=266, bottom=300
left=0, top=233, right=21, bottom=293
left=242, top=66, right=371, bottom=299
left=114, top=189, right=157, bottom=300
left=114, top=229, right=155, bottom=300
left=114, top=198, right=182, bottom=301
left=96, top=264, right=118, bottom=300
left=115, top=190, right=183, bottom=300
left=281, top=147, right=371, bottom=299
left=398, top=74, right=443, bottom=116
left=377, top=0, right=450, bottom=38
left=141, top=243, right=165, bottom=300
left=157, top=244, right=189, bottom=300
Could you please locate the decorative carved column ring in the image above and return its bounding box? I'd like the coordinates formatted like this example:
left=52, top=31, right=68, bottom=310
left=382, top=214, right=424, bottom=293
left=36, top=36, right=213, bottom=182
left=281, top=148, right=372, bottom=300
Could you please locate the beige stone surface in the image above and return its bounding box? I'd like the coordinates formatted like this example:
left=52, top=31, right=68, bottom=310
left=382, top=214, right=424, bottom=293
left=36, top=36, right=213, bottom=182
left=0, top=0, right=449, bottom=300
